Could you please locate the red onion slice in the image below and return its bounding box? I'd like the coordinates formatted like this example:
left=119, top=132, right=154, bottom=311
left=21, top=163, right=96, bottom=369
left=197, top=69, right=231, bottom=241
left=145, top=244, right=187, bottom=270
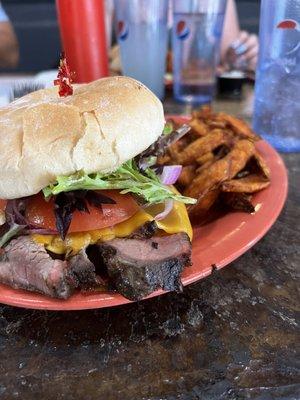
left=154, top=199, right=174, bottom=221
left=160, top=165, right=182, bottom=185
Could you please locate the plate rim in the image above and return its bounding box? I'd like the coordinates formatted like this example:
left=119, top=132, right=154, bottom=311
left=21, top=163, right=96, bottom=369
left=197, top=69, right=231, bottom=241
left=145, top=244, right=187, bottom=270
left=0, top=116, right=288, bottom=310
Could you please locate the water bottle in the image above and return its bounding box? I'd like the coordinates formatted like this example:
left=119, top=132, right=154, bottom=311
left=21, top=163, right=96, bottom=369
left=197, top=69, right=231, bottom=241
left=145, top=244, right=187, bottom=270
left=253, top=0, right=300, bottom=152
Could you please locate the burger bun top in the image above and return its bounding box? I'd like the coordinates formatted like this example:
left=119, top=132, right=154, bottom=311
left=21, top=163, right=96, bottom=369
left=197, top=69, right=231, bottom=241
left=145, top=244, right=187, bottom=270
left=0, top=76, right=164, bottom=199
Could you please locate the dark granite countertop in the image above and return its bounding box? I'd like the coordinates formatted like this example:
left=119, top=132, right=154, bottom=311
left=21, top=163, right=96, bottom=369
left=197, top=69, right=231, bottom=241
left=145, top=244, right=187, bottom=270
left=0, top=87, right=299, bottom=400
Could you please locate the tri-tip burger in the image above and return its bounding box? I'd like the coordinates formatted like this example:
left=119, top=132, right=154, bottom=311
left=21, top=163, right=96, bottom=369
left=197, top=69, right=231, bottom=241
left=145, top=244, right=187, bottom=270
left=0, top=74, right=196, bottom=301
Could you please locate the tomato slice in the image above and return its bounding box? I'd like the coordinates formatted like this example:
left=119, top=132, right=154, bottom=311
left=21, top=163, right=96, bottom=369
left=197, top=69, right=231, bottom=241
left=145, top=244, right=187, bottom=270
left=25, top=191, right=140, bottom=233
left=0, top=200, right=7, bottom=212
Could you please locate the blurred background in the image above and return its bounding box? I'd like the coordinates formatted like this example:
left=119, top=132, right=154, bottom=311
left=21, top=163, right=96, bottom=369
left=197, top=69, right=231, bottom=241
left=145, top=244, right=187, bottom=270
left=1, top=0, right=260, bottom=73
left=2, top=0, right=297, bottom=151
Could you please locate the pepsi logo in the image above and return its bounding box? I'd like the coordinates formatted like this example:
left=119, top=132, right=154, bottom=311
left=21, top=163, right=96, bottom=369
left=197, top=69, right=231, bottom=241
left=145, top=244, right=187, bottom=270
left=277, top=19, right=300, bottom=31
left=277, top=19, right=300, bottom=55
left=117, top=20, right=128, bottom=40
left=177, top=20, right=190, bottom=40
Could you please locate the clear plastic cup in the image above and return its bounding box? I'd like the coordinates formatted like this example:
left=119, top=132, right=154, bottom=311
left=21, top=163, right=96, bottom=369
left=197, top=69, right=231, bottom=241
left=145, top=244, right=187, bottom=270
left=172, top=0, right=227, bottom=104
left=105, top=0, right=114, bottom=51
left=114, top=0, right=169, bottom=99
left=253, top=0, right=300, bottom=152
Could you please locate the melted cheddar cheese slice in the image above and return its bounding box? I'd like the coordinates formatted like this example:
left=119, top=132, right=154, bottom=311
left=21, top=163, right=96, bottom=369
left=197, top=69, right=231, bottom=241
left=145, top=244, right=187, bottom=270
left=32, top=200, right=192, bottom=255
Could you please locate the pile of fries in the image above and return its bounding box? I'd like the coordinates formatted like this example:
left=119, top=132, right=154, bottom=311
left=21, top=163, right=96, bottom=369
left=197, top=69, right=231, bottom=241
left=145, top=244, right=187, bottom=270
left=159, top=107, right=271, bottom=219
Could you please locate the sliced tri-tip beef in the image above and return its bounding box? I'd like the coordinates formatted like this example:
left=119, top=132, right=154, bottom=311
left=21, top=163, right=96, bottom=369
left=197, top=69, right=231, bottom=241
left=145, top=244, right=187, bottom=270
left=128, top=221, right=157, bottom=239
left=0, top=232, right=191, bottom=301
left=91, top=232, right=192, bottom=301
left=0, top=236, right=98, bottom=299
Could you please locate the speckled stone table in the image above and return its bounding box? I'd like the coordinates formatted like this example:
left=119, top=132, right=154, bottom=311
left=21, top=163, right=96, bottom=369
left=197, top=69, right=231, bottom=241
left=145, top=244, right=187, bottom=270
left=0, top=87, right=299, bottom=400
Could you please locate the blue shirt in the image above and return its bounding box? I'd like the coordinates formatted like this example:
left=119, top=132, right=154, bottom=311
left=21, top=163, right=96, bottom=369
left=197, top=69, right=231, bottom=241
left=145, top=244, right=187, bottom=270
left=0, top=2, right=9, bottom=22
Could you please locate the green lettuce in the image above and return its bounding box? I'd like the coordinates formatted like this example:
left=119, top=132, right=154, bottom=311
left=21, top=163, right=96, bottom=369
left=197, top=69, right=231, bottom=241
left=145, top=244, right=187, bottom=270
left=43, top=160, right=196, bottom=205
left=0, top=224, right=25, bottom=248
left=162, top=122, right=173, bottom=136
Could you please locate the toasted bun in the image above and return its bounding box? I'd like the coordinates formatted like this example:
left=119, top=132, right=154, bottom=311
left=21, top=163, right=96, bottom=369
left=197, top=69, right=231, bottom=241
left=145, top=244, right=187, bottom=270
left=0, top=76, right=164, bottom=199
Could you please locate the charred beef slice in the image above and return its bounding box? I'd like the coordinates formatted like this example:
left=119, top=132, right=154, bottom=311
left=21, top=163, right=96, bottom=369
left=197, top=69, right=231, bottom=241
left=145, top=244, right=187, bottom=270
left=128, top=221, right=157, bottom=239
left=91, top=232, right=192, bottom=301
left=0, top=236, right=98, bottom=299
left=0, top=231, right=191, bottom=301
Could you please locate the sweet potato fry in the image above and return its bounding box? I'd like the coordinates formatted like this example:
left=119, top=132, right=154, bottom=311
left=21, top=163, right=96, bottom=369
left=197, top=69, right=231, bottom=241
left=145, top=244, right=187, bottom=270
left=167, top=141, right=182, bottom=163
left=221, top=174, right=270, bottom=193
left=218, top=113, right=260, bottom=142
left=177, top=165, right=196, bottom=187
left=184, top=139, right=255, bottom=199
left=191, top=110, right=200, bottom=119
left=195, top=151, right=214, bottom=165
left=192, top=105, right=213, bottom=120
left=252, top=150, right=271, bottom=179
left=157, top=154, right=171, bottom=165
left=160, top=106, right=270, bottom=220
left=195, top=159, right=216, bottom=175
left=188, top=189, right=220, bottom=218
left=221, top=192, right=255, bottom=213
left=177, top=129, right=228, bottom=165
left=206, top=120, right=227, bottom=129
left=189, top=119, right=209, bottom=137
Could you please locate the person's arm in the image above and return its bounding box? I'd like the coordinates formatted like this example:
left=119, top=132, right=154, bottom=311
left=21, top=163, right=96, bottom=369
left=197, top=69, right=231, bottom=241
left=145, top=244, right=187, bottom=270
left=220, top=0, right=240, bottom=61
left=0, top=21, right=19, bottom=68
left=220, top=0, right=259, bottom=72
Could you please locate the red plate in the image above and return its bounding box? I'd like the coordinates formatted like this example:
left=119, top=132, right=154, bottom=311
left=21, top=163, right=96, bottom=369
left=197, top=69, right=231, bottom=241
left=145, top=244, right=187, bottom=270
left=0, top=117, right=288, bottom=310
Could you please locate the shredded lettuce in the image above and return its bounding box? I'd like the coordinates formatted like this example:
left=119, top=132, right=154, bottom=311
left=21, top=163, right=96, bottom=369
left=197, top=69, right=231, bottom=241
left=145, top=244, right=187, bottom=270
left=0, top=224, right=25, bottom=248
left=43, top=160, right=196, bottom=205
left=163, top=122, right=173, bottom=135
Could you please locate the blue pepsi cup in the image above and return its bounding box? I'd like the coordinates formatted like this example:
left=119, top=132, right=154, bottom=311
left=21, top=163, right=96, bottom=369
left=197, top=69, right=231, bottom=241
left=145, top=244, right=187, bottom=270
left=172, top=0, right=227, bottom=104
left=253, top=0, right=300, bottom=152
left=114, top=0, right=169, bottom=99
